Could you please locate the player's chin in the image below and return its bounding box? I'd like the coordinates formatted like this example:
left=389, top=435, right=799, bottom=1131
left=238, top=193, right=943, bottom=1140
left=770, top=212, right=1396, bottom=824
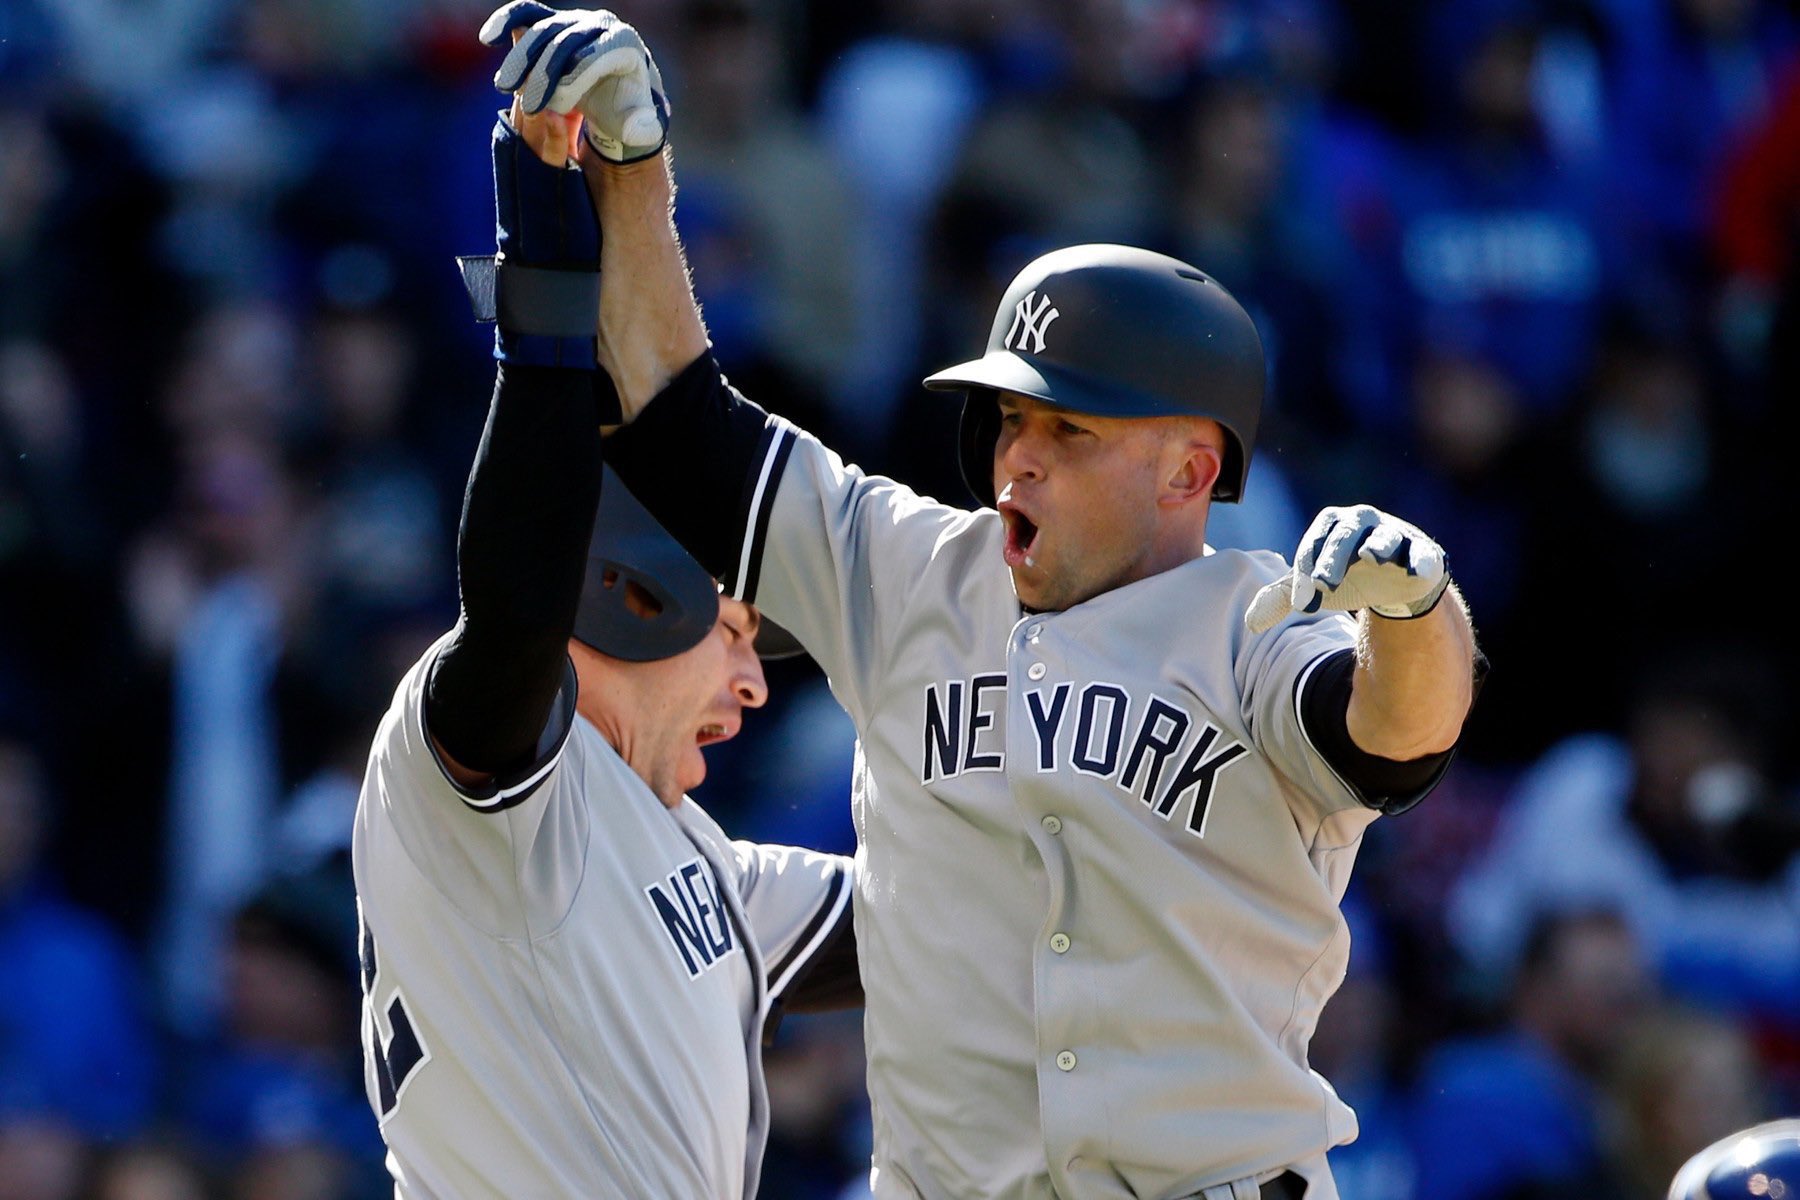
left=676, top=748, right=709, bottom=795
left=1007, top=558, right=1062, bottom=610
left=1014, top=566, right=1095, bottom=614
left=1008, top=566, right=1047, bottom=609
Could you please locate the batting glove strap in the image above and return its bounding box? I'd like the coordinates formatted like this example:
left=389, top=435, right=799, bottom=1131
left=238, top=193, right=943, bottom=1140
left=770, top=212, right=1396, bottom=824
left=457, top=256, right=601, bottom=334
left=472, top=114, right=600, bottom=370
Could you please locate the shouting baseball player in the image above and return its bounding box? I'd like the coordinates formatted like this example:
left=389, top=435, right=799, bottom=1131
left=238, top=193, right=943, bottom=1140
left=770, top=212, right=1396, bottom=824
left=351, top=66, right=856, bottom=1198
left=483, top=5, right=1481, bottom=1197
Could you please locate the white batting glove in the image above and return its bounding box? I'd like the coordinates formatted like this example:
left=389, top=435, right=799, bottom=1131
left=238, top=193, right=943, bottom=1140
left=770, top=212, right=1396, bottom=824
left=1246, top=505, right=1450, bottom=634
left=480, top=2, right=669, bottom=164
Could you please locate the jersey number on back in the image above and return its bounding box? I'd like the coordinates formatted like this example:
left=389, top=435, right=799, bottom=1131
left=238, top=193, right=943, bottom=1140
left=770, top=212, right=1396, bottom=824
left=360, top=918, right=430, bottom=1119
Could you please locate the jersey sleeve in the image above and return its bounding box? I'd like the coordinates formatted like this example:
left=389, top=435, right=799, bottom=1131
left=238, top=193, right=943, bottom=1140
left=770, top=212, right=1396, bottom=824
left=361, top=635, right=588, bottom=939
left=1231, top=565, right=1369, bottom=823
left=737, top=430, right=987, bottom=724
left=726, top=841, right=855, bottom=1003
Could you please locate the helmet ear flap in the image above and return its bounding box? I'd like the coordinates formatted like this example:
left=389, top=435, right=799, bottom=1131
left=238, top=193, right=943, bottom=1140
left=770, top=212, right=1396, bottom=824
left=957, top=388, right=1001, bottom=508
left=573, top=467, right=720, bottom=661
left=1213, top=431, right=1246, bottom=502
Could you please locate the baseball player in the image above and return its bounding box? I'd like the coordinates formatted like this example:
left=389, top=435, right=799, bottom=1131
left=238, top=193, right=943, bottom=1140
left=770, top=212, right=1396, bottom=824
left=351, top=69, right=856, bottom=1198
left=485, top=7, right=1480, bottom=1198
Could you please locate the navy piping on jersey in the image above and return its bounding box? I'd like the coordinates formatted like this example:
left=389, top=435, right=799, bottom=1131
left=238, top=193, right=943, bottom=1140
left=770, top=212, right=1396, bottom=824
left=731, top=418, right=798, bottom=603
left=423, top=658, right=578, bottom=813
left=766, top=864, right=852, bottom=1000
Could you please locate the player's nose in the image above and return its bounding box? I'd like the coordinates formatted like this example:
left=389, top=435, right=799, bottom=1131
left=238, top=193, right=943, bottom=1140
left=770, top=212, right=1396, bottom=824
left=997, top=421, right=1045, bottom=482
left=732, top=644, right=768, bottom=709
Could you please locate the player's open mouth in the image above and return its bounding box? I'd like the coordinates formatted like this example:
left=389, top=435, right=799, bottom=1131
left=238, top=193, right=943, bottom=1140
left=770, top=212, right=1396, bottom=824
left=696, top=723, right=731, bottom=747
left=1000, top=504, right=1041, bottom=569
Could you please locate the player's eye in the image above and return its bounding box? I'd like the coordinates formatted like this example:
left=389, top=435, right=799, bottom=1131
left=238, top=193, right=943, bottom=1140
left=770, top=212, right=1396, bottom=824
left=998, top=410, right=1022, bottom=427
left=1057, top=419, right=1090, bottom=437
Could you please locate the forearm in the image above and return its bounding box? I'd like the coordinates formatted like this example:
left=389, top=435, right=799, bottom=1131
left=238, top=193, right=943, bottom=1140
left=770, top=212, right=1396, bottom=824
left=583, top=149, right=709, bottom=420
left=1345, top=583, right=1477, bottom=760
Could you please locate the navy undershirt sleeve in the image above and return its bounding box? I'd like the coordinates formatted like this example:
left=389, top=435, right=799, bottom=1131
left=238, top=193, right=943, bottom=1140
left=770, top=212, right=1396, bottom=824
left=1300, top=647, right=1478, bottom=815
left=603, top=352, right=772, bottom=578
left=425, top=364, right=605, bottom=779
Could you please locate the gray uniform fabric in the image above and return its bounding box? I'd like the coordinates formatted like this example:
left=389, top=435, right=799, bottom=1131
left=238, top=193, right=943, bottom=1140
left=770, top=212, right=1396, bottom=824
left=353, top=636, right=853, bottom=1199
left=733, top=422, right=1369, bottom=1200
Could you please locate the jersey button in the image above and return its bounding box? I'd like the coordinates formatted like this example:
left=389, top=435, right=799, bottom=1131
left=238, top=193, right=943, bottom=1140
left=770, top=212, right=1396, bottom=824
left=1027, top=662, right=1047, bottom=681
left=1041, top=815, right=1063, bottom=835
left=1026, top=622, right=1043, bottom=640
left=1056, top=1050, right=1077, bottom=1072
left=1049, top=932, right=1071, bottom=954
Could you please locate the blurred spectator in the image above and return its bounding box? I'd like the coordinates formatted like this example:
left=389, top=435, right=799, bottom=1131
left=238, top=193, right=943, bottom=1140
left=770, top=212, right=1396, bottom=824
left=817, top=0, right=990, bottom=424
left=912, top=0, right=1170, bottom=496
left=1351, top=759, right=1521, bottom=1024
left=1593, top=1007, right=1771, bottom=1200
left=934, top=0, right=1159, bottom=255
left=1713, top=60, right=1800, bottom=358
left=290, top=295, right=450, bottom=705
left=229, top=1143, right=353, bottom=1200
left=28, top=0, right=229, bottom=108
left=1162, top=75, right=1319, bottom=551
left=0, top=338, right=113, bottom=733
left=0, top=106, right=67, bottom=341
left=931, top=0, right=1160, bottom=311
left=673, top=0, right=858, bottom=412
left=1604, top=0, right=1798, bottom=283
left=1310, top=892, right=1418, bottom=1200
left=85, top=1142, right=211, bottom=1200
left=1503, top=318, right=1756, bottom=746
left=179, top=871, right=382, bottom=1200
left=0, top=738, right=156, bottom=1192
left=759, top=1012, right=873, bottom=1200
left=138, top=428, right=299, bottom=1037
left=0, top=1119, right=86, bottom=1200
left=1167, top=75, right=1341, bottom=438
left=1346, top=11, right=1611, bottom=429
left=1450, top=650, right=1800, bottom=1025
left=1408, top=908, right=1653, bottom=1200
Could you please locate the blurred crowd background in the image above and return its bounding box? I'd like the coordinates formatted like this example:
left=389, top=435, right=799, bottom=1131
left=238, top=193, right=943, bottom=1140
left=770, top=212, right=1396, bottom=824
left=2, top=0, right=1799, bottom=1196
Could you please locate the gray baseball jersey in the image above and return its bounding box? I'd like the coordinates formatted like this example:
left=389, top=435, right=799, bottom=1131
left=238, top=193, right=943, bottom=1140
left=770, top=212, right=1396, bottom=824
left=727, top=423, right=1374, bottom=1200
left=352, top=636, right=854, bottom=1199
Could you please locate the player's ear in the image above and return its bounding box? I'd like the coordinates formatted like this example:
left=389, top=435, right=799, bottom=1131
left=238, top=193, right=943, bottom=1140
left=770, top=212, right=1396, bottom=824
left=1160, top=432, right=1222, bottom=508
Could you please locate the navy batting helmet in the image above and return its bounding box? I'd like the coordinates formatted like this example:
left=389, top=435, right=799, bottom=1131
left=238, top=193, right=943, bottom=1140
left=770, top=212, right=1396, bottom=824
left=923, top=244, right=1265, bottom=507
left=575, top=467, right=800, bottom=661
left=1668, top=1119, right=1800, bottom=1200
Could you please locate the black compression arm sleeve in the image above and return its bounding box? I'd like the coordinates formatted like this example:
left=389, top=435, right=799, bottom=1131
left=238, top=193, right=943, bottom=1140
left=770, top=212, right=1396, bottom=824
left=603, top=352, right=771, bottom=578
left=1300, top=648, right=1458, bottom=815
left=425, top=364, right=605, bottom=777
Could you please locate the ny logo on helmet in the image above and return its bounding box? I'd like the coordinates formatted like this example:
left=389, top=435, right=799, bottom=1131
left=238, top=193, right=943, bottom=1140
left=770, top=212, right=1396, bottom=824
left=1005, top=291, right=1060, bottom=354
